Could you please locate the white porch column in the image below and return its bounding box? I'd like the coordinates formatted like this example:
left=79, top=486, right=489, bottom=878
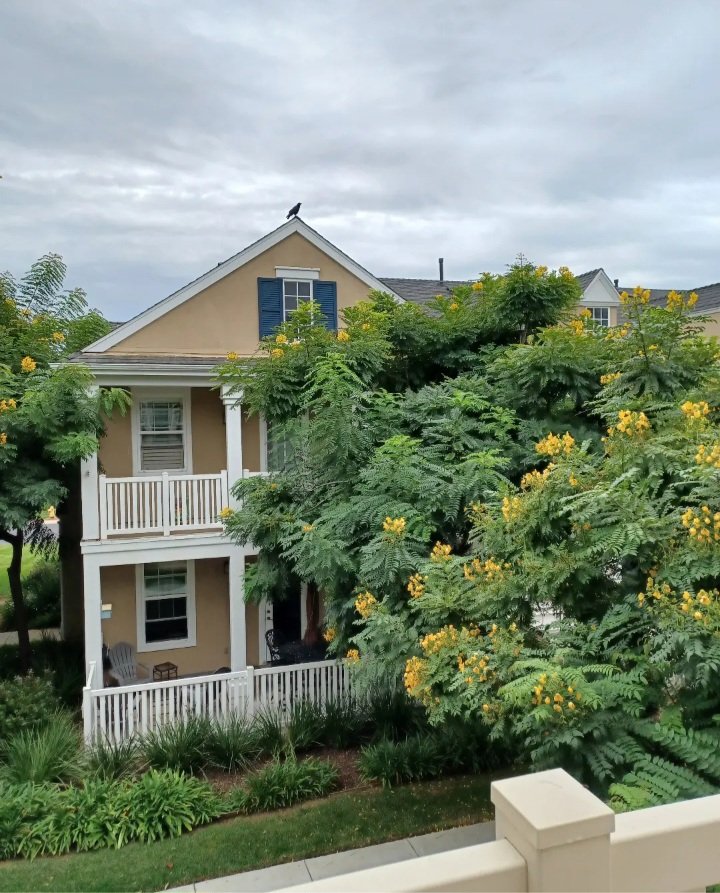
left=222, top=386, right=244, bottom=510
left=228, top=550, right=247, bottom=670
left=82, top=554, right=104, bottom=690
left=80, top=452, right=100, bottom=540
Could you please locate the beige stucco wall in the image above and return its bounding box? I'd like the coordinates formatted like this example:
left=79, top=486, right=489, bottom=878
left=97, top=387, right=262, bottom=478
left=106, top=232, right=372, bottom=357
left=101, top=559, right=230, bottom=675
left=701, top=311, right=720, bottom=338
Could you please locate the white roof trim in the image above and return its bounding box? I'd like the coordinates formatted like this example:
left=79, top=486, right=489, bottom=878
left=579, top=269, right=620, bottom=306
left=85, top=218, right=404, bottom=353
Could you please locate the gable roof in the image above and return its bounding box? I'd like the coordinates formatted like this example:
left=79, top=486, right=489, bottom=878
left=84, top=218, right=403, bottom=353
left=618, top=282, right=720, bottom=315
left=574, top=269, right=602, bottom=291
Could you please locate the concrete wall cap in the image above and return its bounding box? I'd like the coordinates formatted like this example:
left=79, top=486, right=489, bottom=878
left=492, top=768, right=615, bottom=851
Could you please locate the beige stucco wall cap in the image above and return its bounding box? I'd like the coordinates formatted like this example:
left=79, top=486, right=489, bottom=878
left=491, top=768, right=615, bottom=851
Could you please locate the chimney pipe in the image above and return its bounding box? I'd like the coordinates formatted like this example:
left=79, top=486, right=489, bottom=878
left=439, top=258, right=444, bottom=282
left=613, top=278, right=619, bottom=288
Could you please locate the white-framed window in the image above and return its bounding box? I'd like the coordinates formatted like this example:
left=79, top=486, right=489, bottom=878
left=589, top=307, right=610, bottom=327
left=283, top=279, right=313, bottom=321
left=132, top=390, right=192, bottom=474
left=136, top=560, right=196, bottom=651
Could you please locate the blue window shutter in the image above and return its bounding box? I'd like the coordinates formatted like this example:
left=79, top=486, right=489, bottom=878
left=258, top=278, right=283, bottom=338
left=313, top=280, right=337, bottom=331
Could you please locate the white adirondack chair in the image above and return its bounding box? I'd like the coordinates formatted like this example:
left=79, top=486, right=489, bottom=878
left=108, top=641, right=151, bottom=685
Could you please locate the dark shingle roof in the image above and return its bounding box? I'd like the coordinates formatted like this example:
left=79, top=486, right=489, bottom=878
left=618, top=283, right=720, bottom=315
left=378, top=278, right=469, bottom=304
left=69, top=353, right=224, bottom=365
left=380, top=272, right=601, bottom=305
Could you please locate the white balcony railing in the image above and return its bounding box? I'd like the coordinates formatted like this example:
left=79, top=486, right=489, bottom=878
left=98, top=471, right=230, bottom=538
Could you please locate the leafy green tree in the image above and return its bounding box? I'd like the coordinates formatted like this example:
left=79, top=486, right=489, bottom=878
left=0, top=254, right=128, bottom=670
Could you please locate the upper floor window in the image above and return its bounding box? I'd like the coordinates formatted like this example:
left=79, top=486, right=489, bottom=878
left=138, top=399, right=187, bottom=472
left=283, top=279, right=312, bottom=321
left=590, top=307, right=610, bottom=327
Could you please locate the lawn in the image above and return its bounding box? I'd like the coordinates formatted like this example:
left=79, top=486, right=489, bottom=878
left=0, top=543, right=45, bottom=604
left=0, top=774, right=493, bottom=893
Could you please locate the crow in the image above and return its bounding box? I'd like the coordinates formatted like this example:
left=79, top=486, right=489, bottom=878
left=286, top=202, right=301, bottom=219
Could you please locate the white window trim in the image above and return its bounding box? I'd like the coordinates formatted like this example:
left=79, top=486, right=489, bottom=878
left=589, top=306, right=610, bottom=327
left=136, top=560, right=197, bottom=652
left=283, top=279, right=314, bottom=322
left=275, top=266, right=320, bottom=280
left=259, top=415, right=268, bottom=473
left=131, top=388, right=193, bottom=476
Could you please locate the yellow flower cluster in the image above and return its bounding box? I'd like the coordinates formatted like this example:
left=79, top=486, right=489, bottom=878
left=531, top=673, right=581, bottom=713
left=600, top=372, right=621, bottom=385
left=275, top=333, right=288, bottom=344
left=606, top=324, right=631, bottom=340
left=681, top=506, right=720, bottom=544
left=0, top=398, right=17, bottom=412
left=0, top=432, right=7, bottom=446
left=472, top=281, right=484, bottom=291
left=695, top=442, right=720, bottom=468
left=361, top=322, right=371, bottom=331
left=51, top=331, right=65, bottom=343
left=520, top=464, right=555, bottom=490
left=270, top=348, right=284, bottom=359
left=337, top=330, right=350, bottom=342
left=323, top=627, right=336, bottom=643
left=449, top=302, right=460, bottom=311
left=536, top=432, right=575, bottom=457
left=20, top=356, right=36, bottom=373
left=666, top=290, right=699, bottom=311
left=218, top=507, right=234, bottom=520
left=290, top=339, right=302, bottom=348
left=608, top=410, right=650, bottom=439
left=430, top=541, right=452, bottom=562
left=346, top=648, right=360, bottom=663
left=502, top=496, right=523, bottom=523
left=458, top=652, right=492, bottom=685
left=637, top=577, right=673, bottom=604
left=639, top=585, right=720, bottom=627
left=568, top=318, right=585, bottom=336
left=225, top=351, right=238, bottom=361
left=302, top=523, right=314, bottom=533
left=681, top=400, right=710, bottom=421
left=568, top=473, right=580, bottom=488
left=559, top=266, right=574, bottom=281
left=355, top=591, right=377, bottom=619
left=407, top=573, right=426, bottom=599
left=404, top=655, right=426, bottom=693
left=383, top=516, right=406, bottom=535
left=420, top=625, right=462, bottom=655
left=463, top=557, right=510, bottom=582
left=619, top=286, right=651, bottom=306
left=534, top=265, right=548, bottom=278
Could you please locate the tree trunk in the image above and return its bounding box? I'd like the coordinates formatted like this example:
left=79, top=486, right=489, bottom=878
left=303, top=582, right=321, bottom=646
left=5, top=530, right=32, bottom=672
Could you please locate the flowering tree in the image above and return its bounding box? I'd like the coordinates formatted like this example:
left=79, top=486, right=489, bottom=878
left=0, top=255, right=129, bottom=670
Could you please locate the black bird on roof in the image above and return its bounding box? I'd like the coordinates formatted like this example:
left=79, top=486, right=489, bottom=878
left=286, top=202, right=301, bottom=219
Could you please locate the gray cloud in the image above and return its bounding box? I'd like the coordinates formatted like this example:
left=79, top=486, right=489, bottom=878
left=3, top=0, right=720, bottom=320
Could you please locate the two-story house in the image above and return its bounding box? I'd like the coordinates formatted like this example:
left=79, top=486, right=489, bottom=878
left=65, top=217, right=621, bottom=739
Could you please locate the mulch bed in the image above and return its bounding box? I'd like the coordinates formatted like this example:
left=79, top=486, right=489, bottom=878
left=203, top=747, right=365, bottom=795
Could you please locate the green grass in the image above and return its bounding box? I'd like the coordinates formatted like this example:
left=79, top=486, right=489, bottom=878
left=0, top=544, right=45, bottom=604
left=0, top=774, right=493, bottom=893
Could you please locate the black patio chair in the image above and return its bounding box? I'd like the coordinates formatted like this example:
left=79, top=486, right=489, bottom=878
left=265, top=628, right=287, bottom=665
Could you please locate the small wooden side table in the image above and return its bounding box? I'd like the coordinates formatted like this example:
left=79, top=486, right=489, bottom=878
left=153, top=661, right=178, bottom=681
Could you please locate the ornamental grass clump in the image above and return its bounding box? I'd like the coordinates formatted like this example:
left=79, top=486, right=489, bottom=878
left=141, top=715, right=211, bottom=774
left=0, top=711, right=83, bottom=785
left=205, top=714, right=262, bottom=773
left=228, top=756, right=339, bottom=814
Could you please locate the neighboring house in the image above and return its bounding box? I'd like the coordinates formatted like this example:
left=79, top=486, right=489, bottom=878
left=64, top=217, right=620, bottom=709
left=618, top=281, right=720, bottom=337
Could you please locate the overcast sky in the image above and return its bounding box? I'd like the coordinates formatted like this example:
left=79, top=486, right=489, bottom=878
left=3, top=0, right=720, bottom=320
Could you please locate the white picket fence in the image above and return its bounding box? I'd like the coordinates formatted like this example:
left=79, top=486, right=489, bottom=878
left=98, top=471, right=229, bottom=538
left=82, top=660, right=350, bottom=744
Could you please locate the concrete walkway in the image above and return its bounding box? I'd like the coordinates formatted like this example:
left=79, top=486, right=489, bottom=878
left=168, top=821, right=495, bottom=892
left=0, top=627, right=59, bottom=646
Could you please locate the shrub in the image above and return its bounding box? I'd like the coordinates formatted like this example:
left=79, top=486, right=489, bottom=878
left=0, top=562, right=61, bottom=631
left=206, top=714, right=260, bottom=773
left=0, top=711, right=83, bottom=785
left=0, top=640, right=85, bottom=710
left=286, top=699, right=325, bottom=752
left=141, top=715, right=211, bottom=774
left=0, top=673, right=60, bottom=740
left=366, top=688, right=427, bottom=741
left=320, top=696, right=368, bottom=749
left=0, top=770, right=222, bottom=859
left=229, top=756, right=339, bottom=813
left=87, top=736, right=142, bottom=781
left=359, top=735, right=445, bottom=787
left=252, top=707, right=284, bottom=756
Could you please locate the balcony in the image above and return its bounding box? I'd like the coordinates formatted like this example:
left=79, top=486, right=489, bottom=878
left=98, top=471, right=232, bottom=539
